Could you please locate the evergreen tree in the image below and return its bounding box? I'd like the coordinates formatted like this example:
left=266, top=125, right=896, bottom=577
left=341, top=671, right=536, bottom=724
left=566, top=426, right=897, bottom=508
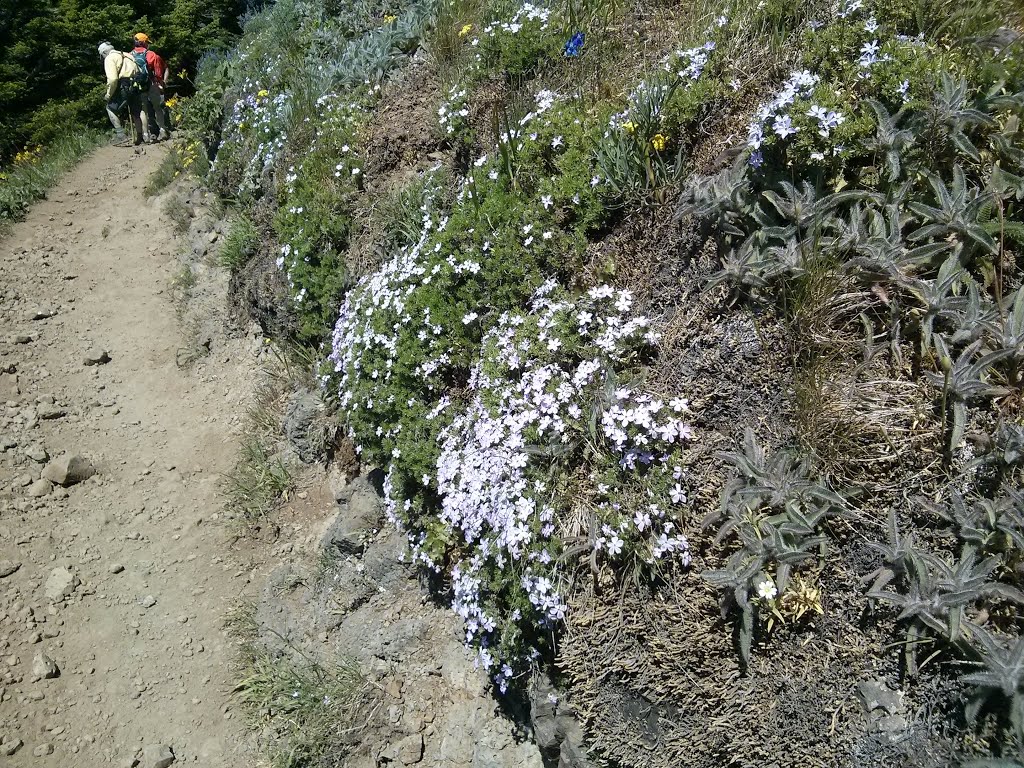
left=0, top=0, right=244, bottom=161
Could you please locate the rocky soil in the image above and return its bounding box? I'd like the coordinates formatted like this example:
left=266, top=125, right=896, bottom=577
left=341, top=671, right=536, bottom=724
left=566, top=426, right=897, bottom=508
left=0, top=144, right=571, bottom=767
left=0, top=143, right=264, bottom=765
left=249, top=467, right=583, bottom=767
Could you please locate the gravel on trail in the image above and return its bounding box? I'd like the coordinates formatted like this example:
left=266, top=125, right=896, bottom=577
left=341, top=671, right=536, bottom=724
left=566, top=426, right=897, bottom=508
left=0, top=144, right=259, bottom=766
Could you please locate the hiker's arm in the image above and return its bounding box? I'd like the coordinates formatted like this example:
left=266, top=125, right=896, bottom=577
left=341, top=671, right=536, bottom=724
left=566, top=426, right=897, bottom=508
left=103, top=55, right=119, bottom=101
left=153, top=54, right=167, bottom=87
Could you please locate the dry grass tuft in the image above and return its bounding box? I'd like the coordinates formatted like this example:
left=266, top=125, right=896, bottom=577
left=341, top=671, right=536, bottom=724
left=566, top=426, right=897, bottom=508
left=793, top=359, right=941, bottom=489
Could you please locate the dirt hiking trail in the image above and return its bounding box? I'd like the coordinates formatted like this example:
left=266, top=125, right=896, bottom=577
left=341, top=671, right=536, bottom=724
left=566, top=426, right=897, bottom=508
left=0, top=143, right=258, bottom=765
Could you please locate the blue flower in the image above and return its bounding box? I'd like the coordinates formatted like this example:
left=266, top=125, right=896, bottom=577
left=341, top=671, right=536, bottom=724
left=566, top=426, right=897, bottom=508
left=563, top=31, right=584, bottom=57
left=748, top=150, right=764, bottom=169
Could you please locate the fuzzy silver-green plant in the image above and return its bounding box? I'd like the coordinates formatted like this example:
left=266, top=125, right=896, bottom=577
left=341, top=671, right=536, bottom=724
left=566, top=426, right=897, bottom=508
left=908, top=166, right=998, bottom=262
left=916, top=72, right=995, bottom=164
left=863, top=99, right=916, bottom=183
left=929, top=335, right=1013, bottom=455
left=932, top=490, right=1024, bottom=556
left=897, top=255, right=968, bottom=357
left=963, top=625, right=1024, bottom=739
left=869, top=547, right=1024, bottom=675
left=703, top=428, right=846, bottom=668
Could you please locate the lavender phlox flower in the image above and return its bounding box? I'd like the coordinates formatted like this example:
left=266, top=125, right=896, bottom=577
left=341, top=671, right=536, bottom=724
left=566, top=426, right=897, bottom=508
left=772, top=114, right=799, bottom=139
left=897, top=79, right=911, bottom=103
left=807, top=105, right=845, bottom=137
left=633, top=509, right=651, bottom=531
left=607, top=532, right=624, bottom=556
left=337, top=265, right=697, bottom=688
left=747, top=123, right=764, bottom=150
left=837, top=0, right=863, bottom=18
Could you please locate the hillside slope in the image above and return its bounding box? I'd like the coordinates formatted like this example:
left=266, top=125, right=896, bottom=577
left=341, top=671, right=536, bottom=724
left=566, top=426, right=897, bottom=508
left=175, top=0, right=1024, bottom=764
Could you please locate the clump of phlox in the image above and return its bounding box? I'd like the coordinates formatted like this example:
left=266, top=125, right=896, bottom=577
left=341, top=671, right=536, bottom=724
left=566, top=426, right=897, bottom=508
left=433, top=280, right=693, bottom=690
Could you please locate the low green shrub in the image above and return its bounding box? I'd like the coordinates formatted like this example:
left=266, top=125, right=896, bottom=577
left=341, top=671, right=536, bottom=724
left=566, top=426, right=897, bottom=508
left=0, top=130, right=104, bottom=227
left=219, top=215, right=260, bottom=269
left=273, top=95, right=368, bottom=344
left=145, top=146, right=185, bottom=197
left=476, top=1, right=560, bottom=82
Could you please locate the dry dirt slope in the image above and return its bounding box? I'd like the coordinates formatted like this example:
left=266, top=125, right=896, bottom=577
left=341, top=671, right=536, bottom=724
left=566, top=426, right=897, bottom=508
left=0, top=143, right=259, bottom=765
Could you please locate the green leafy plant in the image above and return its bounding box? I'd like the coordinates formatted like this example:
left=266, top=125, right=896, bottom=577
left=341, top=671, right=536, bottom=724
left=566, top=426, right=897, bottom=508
left=869, top=547, right=1024, bottom=674
left=928, top=335, right=1013, bottom=456
left=703, top=428, right=846, bottom=667
left=963, top=625, right=1024, bottom=738
left=596, top=76, right=688, bottom=207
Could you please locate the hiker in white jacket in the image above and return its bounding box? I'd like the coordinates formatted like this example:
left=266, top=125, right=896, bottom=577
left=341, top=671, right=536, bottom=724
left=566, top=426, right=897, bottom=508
left=98, top=42, right=151, bottom=145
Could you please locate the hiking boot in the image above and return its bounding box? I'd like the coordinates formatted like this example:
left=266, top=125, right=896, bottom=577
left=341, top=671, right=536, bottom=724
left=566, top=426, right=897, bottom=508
left=157, top=130, right=171, bottom=142
left=143, top=133, right=155, bottom=144
left=112, top=131, right=128, bottom=145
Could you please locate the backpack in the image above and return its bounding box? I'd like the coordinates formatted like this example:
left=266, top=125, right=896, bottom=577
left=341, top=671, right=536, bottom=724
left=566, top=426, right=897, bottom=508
left=131, top=51, right=149, bottom=89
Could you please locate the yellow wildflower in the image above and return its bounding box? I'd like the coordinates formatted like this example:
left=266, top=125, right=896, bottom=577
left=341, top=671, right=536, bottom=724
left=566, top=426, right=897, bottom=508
left=459, top=23, right=473, bottom=37
left=383, top=14, right=397, bottom=23
left=257, top=89, right=270, bottom=98
left=621, top=121, right=636, bottom=134
left=14, top=148, right=41, bottom=166
left=650, top=133, right=667, bottom=152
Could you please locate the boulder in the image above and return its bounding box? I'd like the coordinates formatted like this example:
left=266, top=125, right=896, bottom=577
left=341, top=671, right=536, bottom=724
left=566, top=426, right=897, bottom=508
left=0, top=373, right=20, bottom=398
left=26, top=478, right=52, bottom=497
left=28, top=306, right=57, bottom=320
left=140, top=744, right=175, bottom=768
left=321, top=476, right=383, bottom=556
left=83, top=348, right=111, bottom=366
left=42, top=454, right=95, bottom=486
left=397, top=733, right=424, bottom=765
left=282, top=389, right=328, bottom=463
left=44, top=566, right=80, bottom=601
left=37, top=403, right=66, bottom=420
left=530, top=675, right=592, bottom=768
left=32, top=653, right=59, bottom=679
left=24, top=443, right=48, bottom=462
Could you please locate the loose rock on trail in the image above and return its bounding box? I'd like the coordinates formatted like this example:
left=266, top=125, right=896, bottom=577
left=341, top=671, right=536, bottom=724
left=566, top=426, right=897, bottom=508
left=0, top=144, right=258, bottom=765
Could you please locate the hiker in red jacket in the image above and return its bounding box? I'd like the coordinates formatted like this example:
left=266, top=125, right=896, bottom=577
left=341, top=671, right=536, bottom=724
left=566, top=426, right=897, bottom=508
left=132, top=33, right=170, bottom=141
